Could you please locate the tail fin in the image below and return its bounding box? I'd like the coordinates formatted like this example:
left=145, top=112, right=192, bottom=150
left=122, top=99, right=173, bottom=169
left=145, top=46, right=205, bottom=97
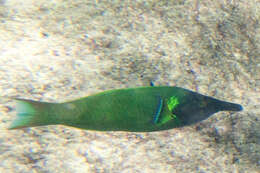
left=9, top=99, right=56, bottom=130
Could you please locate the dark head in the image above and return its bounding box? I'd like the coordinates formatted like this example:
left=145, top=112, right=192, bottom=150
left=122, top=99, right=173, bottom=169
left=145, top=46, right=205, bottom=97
left=173, top=93, right=243, bottom=126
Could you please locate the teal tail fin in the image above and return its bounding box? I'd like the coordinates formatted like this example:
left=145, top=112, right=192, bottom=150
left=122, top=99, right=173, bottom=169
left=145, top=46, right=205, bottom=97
left=9, top=99, right=57, bottom=130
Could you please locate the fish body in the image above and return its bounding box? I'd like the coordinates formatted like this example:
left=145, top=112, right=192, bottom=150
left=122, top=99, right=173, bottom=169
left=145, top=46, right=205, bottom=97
left=9, top=86, right=243, bottom=132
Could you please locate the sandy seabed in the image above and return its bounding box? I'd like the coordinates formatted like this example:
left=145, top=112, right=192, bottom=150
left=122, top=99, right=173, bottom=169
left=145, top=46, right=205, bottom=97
left=0, top=1, right=259, bottom=173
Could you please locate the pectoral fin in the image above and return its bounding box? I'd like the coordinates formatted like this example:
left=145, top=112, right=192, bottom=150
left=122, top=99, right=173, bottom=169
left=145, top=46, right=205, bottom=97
left=153, top=96, right=181, bottom=126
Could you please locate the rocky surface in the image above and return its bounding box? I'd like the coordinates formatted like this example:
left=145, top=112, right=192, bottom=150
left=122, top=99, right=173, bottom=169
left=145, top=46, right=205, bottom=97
left=0, top=0, right=259, bottom=172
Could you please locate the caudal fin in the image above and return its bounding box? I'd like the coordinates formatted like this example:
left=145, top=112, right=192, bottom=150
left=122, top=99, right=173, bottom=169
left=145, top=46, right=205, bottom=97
left=9, top=99, right=56, bottom=130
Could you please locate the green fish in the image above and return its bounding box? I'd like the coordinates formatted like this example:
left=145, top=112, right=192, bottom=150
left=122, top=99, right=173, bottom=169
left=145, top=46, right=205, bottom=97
left=8, top=86, right=242, bottom=132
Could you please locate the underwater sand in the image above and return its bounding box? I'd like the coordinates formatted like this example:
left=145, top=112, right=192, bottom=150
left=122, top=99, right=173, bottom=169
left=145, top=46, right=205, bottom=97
left=0, top=0, right=259, bottom=172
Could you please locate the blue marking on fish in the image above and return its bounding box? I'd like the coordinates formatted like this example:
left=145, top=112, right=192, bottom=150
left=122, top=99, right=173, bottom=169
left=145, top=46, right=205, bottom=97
left=153, top=97, right=163, bottom=124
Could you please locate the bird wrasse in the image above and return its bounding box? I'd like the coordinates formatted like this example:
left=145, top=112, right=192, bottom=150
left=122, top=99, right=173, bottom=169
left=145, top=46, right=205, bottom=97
left=9, top=86, right=243, bottom=132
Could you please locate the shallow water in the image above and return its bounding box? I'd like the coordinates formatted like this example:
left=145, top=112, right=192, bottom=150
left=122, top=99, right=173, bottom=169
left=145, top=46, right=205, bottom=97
left=0, top=1, right=259, bottom=172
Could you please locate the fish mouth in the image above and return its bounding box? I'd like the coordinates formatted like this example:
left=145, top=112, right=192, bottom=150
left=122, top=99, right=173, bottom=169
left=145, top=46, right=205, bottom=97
left=213, top=100, right=243, bottom=112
